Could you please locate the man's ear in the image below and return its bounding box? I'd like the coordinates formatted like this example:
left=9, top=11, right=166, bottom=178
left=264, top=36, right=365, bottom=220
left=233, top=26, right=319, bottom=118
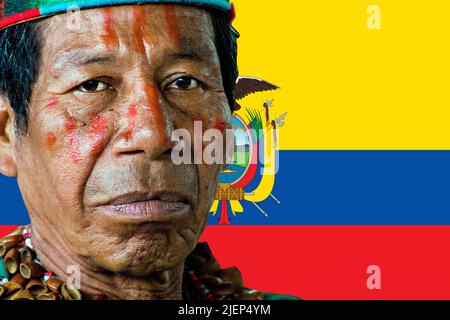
left=0, top=95, right=18, bottom=177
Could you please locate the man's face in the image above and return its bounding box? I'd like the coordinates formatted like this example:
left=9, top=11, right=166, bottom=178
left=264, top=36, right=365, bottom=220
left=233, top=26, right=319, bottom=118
left=11, top=5, right=231, bottom=276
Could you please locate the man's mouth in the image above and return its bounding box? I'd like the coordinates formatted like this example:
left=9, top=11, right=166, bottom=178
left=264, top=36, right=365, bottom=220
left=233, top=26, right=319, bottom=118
left=94, top=191, right=192, bottom=223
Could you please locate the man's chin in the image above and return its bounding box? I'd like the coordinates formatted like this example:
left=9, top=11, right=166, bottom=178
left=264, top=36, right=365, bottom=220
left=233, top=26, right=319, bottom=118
left=86, top=238, right=192, bottom=276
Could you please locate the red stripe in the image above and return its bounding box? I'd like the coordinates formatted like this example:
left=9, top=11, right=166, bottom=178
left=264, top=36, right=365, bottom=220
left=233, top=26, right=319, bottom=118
left=3, top=225, right=450, bottom=299
left=0, top=8, right=40, bottom=29
left=200, top=226, right=450, bottom=300
left=0, top=1, right=5, bottom=19
left=0, top=226, right=17, bottom=236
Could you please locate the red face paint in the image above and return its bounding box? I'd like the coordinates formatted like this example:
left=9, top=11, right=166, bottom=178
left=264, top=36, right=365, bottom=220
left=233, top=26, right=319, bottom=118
left=144, top=84, right=168, bottom=144
left=126, top=104, right=137, bottom=140
left=64, top=117, right=82, bottom=164
left=101, top=7, right=119, bottom=51
left=88, top=115, right=108, bottom=158
left=214, top=117, right=228, bottom=133
left=132, top=6, right=147, bottom=55
left=0, top=1, right=5, bottom=18
left=64, top=117, right=77, bottom=132
left=45, top=96, right=58, bottom=111
left=192, top=114, right=205, bottom=127
left=163, top=5, right=180, bottom=44
left=44, top=132, right=57, bottom=148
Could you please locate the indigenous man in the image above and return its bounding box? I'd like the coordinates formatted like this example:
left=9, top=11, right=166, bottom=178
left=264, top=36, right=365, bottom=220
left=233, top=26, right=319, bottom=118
left=0, top=0, right=299, bottom=300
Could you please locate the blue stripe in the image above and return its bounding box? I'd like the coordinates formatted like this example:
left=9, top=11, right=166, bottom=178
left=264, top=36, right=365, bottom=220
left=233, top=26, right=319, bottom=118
left=40, top=0, right=231, bottom=16
left=4, top=151, right=450, bottom=226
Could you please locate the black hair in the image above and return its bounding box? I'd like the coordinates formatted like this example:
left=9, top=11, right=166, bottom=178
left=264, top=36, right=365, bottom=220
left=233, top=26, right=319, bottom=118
left=0, top=8, right=239, bottom=136
left=0, top=20, right=43, bottom=135
left=210, top=9, right=240, bottom=112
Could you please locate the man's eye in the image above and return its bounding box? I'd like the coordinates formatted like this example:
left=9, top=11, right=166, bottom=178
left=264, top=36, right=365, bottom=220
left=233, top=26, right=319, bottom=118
left=170, top=77, right=200, bottom=90
left=78, top=80, right=109, bottom=93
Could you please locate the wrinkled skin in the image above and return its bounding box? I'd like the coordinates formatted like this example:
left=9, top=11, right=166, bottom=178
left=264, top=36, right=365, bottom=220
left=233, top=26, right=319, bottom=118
left=0, top=4, right=232, bottom=299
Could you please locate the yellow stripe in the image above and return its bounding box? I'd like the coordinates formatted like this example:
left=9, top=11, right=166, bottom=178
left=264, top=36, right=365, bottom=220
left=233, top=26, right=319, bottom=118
left=234, top=0, right=450, bottom=150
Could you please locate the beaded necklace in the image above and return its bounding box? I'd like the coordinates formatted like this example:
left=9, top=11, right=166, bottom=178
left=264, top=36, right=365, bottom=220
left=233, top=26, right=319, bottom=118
left=0, top=226, right=264, bottom=300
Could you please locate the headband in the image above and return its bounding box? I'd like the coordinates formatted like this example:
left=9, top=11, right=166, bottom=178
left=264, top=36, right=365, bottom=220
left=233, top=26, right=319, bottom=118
left=0, top=0, right=235, bottom=30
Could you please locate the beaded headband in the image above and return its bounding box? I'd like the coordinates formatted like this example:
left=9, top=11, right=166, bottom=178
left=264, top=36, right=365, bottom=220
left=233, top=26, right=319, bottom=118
left=0, top=0, right=235, bottom=30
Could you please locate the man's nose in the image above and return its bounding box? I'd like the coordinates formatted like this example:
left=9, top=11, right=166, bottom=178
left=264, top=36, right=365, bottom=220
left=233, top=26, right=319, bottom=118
left=113, top=83, right=174, bottom=159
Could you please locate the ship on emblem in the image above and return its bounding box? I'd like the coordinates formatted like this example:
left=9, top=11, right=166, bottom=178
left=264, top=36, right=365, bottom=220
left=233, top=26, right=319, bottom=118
left=210, top=76, right=287, bottom=224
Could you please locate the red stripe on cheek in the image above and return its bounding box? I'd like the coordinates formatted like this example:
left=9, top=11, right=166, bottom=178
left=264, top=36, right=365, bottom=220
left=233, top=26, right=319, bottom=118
left=89, top=115, right=108, bottom=157
left=164, top=5, right=180, bottom=43
left=102, top=7, right=119, bottom=51
left=144, top=84, right=168, bottom=143
left=64, top=117, right=82, bottom=164
left=64, top=117, right=76, bottom=132
left=214, top=117, right=228, bottom=133
left=44, top=132, right=57, bottom=148
left=45, top=96, right=58, bottom=111
left=192, top=114, right=205, bottom=128
left=132, top=6, right=146, bottom=55
left=127, top=104, right=137, bottom=139
left=0, top=1, right=4, bottom=18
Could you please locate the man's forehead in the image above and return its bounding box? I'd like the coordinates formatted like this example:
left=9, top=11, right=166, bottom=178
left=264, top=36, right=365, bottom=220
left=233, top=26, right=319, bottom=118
left=0, top=0, right=233, bottom=30
left=42, top=5, right=217, bottom=64
left=45, top=5, right=214, bottom=37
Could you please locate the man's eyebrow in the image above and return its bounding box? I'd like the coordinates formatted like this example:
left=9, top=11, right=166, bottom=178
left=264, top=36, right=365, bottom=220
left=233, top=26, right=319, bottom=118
left=165, top=51, right=211, bottom=64
left=52, top=50, right=117, bottom=70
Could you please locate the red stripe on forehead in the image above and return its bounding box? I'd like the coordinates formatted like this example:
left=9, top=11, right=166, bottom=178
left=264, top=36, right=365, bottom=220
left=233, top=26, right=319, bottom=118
left=132, top=5, right=147, bottom=55
left=102, top=7, right=119, bottom=51
left=164, top=5, right=180, bottom=44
